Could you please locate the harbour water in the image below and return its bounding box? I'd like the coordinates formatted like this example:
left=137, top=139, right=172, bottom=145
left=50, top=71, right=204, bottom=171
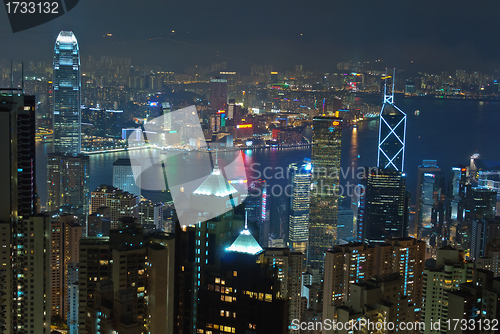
left=36, top=96, right=500, bottom=227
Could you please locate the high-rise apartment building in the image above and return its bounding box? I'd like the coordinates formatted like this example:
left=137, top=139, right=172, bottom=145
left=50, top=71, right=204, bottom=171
left=50, top=215, right=82, bottom=320
left=0, top=90, right=38, bottom=223
left=90, top=185, right=139, bottom=230
left=378, top=238, right=425, bottom=319
left=323, top=243, right=376, bottom=321
left=421, top=247, right=473, bottom=334
left=11, top=215, right=52, bottom=334
left=0, top=90, right=47, bottom=334
left=288, top=159, right=311, bottom=253
left=263, top=248, right=303, bottom=333
left=53, top=31, right=81, bottom=155
left=308, top=116, right=342, bottom=271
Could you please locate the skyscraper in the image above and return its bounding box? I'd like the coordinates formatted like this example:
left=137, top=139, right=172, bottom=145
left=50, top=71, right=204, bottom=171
left=209, top=77, right=228, bottom=111
left=47, top=153, right=89, bottom=216
left=50, top=215, right=82, bottom=321
left=53, top=31, right=81, bottom=155
left=357, top=168, right=407, bottom=244
left=415, top=160, right=444, bottom=236
left=0, top=90, right=38, bottom=222
left=308, top=116, right=342, bottom=271
left=288, top=159, right=311, bottom=253
left=112, top=158, right=141, bottom=199
left=377, top=70, right=406, bottom=172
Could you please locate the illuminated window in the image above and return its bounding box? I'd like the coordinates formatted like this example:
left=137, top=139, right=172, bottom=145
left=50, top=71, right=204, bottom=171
left=215, top=278, right=220, bottom=284
left=220, top=310, right=224, bottom=316
left=233, top=271, right=237, bottom=277
left=265, top=293, right=272, bottom=302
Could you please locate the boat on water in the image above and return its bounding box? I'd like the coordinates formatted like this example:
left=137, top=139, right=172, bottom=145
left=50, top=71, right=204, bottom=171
left=415, top=110, right=420, bottom=115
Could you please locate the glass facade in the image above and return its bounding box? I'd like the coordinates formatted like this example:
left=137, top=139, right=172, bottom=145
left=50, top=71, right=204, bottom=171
left=361, top=169, right=406, bottom=243
left=288, top=159, right=311, bottom=253
left=53, top=31, right=81, bottom=154
left=308, top=116, right=342, bottom=271
left=377, top=103, right=406, bottom=172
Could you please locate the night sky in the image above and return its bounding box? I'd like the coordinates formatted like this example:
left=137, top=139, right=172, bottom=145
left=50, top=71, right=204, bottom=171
left=1, top=0, right=500, bottom=73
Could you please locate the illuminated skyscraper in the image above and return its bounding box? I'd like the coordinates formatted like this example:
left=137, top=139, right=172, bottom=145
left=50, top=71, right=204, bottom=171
left=53, top=31, right=81, bottom=155
left=308, top=116, right=342, bottom=271
left=377, top=69, right=406, bottom=172
left=288, top=159, right=311, bottom=253
left=209, top=77, right=227, bottom=111
left=47, top=153, right=89, bottom=217
left=112, top=158, right=141, bottom=199
left=357, top=168, right=408, bottom=244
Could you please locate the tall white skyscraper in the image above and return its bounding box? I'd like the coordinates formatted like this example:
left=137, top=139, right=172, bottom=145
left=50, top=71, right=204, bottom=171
left=53, top=31, right=81, bottom=155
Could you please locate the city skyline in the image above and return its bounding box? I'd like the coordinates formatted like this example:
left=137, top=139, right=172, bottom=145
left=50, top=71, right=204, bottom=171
left=2, top=5, right=500, bottom=333
left=2, top=1, right=500, bottom=73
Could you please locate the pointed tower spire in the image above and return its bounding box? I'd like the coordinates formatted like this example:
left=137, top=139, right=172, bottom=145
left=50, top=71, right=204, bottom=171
left=245, top=210, right=248, bottom=230
left=215, top=148, right=218, bottom=167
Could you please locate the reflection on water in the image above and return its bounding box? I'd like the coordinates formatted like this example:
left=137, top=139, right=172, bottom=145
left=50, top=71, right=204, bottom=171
left=36, top=98, right=500, bottom=216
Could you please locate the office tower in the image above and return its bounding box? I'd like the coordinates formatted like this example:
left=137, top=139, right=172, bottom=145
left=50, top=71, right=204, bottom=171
left=53, top=31, right=81, bottom=154
left=334, top=274, right=414, bottom=334
left=0, top=90, right=38, bottom=223
left=415, top=160, right=443, bottom=232
left=90, top=185, right=139, bottom=230
left=308, top=116, right=342, bottom=271
left=467, top=188, right=497, bottom=221
left=288, top=159, right=311, bottom=253
left=477, top=162, right=500, bottom=215
left=47, top=153, right=90, bottom=216
left=471, top=217, right=500, bottom=261
left=209, top=77, right=228, bottom=111
left=421, top=247, right=473, bottom=334
left=112, top=158, right=141, bottom=199
left=11, top=215, right=52, bottom=334
left=226, top=99, right=241, bottom=121
left=50, top=215, right=82, bottom=320
left=263, top=248, right=303, bottom=332
left=173, top=204, right=245, bottom=334
left=337, top=209, right=354, bottom=241
left=193, top=228, right=287, bottom=334
left=357, top=168, right=407, bottom=243
left=67, top=263, right=79, bottom=334
left=377, top=70, right=406, bottom=172
left=323, top=243, right=375, bottom=321
left=447, top=165, right=469, bottom=221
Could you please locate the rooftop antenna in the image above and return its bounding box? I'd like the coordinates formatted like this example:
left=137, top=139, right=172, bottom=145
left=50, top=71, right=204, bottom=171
left=245, top=211, right=248, bottom=230
left=383, top=68, right=395, bottom=104
left=214, top=148, right=218, bottom=168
